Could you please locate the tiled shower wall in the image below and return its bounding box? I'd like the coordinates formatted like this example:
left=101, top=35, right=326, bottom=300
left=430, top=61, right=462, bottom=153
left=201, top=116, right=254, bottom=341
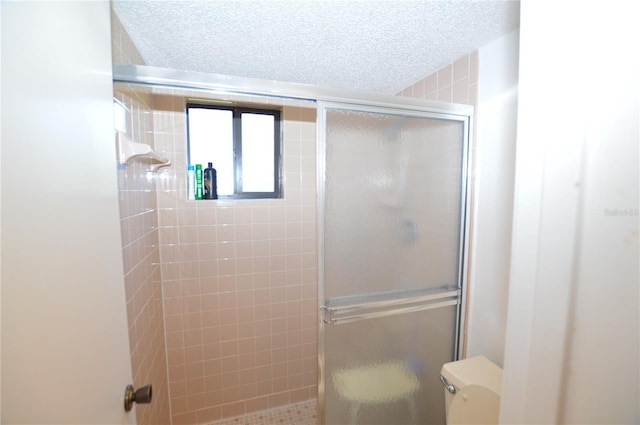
left=151, top=90, right=318, bottom=424
left=112, top=12, right=171, bottom=425
left=397, top=51, right=479, bottom=106
left=113, top=9, right=317, bottom=424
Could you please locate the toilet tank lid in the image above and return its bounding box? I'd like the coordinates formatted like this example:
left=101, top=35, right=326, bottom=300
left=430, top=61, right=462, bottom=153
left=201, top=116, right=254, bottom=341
left=440, top=356, right=503, bottom=395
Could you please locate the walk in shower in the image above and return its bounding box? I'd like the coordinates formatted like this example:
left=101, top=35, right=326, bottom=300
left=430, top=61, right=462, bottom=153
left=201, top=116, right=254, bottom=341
left=113, top=64, right=472, bottom=425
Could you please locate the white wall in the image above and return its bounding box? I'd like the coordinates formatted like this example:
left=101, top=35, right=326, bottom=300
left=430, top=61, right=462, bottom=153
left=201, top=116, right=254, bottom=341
left=466, top=29, right=519, bottom=366
left=0, top=3, right=3, bottom=418
left=501, top=1, right=639, bottom=423
left=0, top=3, right=3, bottom=417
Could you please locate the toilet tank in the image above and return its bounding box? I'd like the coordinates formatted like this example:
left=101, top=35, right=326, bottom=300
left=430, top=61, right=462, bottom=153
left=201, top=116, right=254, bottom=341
left=440, top=356, right=503, bottom=420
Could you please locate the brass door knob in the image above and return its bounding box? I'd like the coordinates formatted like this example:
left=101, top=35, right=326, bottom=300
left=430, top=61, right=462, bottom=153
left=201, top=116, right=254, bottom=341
left=124, top=384, right=152, bottom=412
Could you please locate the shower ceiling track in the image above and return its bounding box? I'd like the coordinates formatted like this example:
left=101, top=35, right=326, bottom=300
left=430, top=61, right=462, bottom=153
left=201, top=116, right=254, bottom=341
left=113, top=63, right=474, bottom=118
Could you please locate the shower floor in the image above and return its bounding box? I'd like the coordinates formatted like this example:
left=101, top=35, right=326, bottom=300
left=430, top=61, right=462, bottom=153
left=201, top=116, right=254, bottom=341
left=208, top=400, right=317, bottom=425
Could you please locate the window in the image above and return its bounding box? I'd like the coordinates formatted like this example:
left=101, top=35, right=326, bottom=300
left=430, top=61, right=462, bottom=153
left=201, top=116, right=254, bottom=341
left=186, top=103, right=282, bottom=199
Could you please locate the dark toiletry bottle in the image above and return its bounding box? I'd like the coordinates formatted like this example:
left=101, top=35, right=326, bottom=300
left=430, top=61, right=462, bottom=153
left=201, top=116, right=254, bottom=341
left=195, top=164, right=204, bottom=200
left=203, top=162, right=218, bottom=200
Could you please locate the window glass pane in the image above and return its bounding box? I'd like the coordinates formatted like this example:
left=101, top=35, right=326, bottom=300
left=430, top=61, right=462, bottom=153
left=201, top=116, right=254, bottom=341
left=241, top=113, right=275, bottom=192
left=188, top=108, right=234, bottom=196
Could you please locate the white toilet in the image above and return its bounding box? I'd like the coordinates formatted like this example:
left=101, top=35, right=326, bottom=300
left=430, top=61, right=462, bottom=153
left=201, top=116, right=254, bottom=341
left=440, top=356, right=503, bottom=424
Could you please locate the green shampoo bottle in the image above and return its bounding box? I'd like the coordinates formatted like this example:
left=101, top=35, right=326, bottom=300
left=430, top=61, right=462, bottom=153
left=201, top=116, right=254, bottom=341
left=195, top=164, right=204, bottom=200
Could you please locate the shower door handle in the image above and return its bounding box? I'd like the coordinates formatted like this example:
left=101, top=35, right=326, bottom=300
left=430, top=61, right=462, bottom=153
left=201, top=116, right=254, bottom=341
left=321, top=288, right=460, bottom=326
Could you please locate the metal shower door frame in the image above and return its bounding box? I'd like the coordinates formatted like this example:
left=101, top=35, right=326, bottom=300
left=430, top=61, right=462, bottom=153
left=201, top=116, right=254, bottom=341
left=316, top=101, right=473, bottom=424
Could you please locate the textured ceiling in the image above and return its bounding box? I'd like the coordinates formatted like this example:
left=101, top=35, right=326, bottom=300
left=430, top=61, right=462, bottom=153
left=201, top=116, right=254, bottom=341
left=112, top=0, right=520, bottom=94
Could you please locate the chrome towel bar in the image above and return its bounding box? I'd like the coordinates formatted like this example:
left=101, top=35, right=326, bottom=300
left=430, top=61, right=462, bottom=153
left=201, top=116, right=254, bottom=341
left=321, top=289, right=460, bottom=326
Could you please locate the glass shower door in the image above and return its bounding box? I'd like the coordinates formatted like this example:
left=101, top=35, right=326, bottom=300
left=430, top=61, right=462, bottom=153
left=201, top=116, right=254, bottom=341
left=318, top=103, right=470, bottom=425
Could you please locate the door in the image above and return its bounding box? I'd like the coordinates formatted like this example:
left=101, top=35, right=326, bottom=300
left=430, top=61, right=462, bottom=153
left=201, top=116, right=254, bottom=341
left=1, top=2, right=135, bottom=423
left=318, top=103, right=470, bottom=424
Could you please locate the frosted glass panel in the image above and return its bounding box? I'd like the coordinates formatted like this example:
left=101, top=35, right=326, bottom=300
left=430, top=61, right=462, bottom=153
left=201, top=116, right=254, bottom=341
left=324, top=109, right=465, bottom=299
left=325, top=306, right=456, bottom=425
left=321, top=107, right=467, bottom=425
